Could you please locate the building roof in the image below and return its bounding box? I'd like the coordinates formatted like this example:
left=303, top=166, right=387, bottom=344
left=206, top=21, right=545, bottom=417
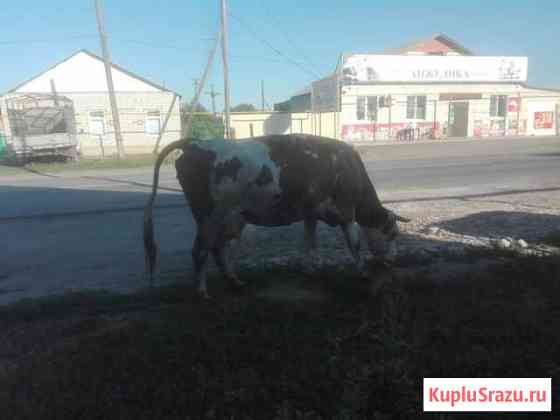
left=382, top=33, right=474, bottom=56
left=6, top=49, right=180, bottom=95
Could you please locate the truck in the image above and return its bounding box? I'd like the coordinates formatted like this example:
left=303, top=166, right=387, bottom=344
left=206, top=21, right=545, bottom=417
left=1, top=93, right=78, bottom=164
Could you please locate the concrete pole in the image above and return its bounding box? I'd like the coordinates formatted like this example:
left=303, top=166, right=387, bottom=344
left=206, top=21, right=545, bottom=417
left=95, top=0, right=125, bottom=158
left=183, top=33, right=221, bottom=138
left=206, top=84, right=220, bottom=115
left=152, top=93, right=178, bottom=154
left=220, top=0, right=231, bottom=139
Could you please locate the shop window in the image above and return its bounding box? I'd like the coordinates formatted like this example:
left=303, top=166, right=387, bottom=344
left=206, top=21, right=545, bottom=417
left=89, top=111, right=105, bottom=135
left=356, top=96, right=378, bottom=121
left=490, top=95, right=507, bottom=117
left=145, top=110, right=161, bottom=135
left=407, top=96, right=426, bottom=119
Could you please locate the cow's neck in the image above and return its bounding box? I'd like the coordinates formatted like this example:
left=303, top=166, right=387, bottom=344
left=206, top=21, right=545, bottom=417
left=355, top=177, right=387, bottom=229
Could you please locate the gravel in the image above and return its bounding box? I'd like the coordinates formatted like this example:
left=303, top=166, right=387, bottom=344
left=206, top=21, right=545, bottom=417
left=231, top=191, right=560, bottom=277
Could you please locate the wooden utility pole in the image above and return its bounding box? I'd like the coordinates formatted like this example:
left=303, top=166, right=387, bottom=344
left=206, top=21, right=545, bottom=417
left=206, top=84, right=221, bottom=115
left=220, top=0, right=231, bottom=139
left=261, top=80, right=265, bottom=111
left=95, top=0, right=125, bottom=158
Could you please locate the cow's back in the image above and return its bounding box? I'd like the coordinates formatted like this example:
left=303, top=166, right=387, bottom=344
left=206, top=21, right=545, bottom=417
left=175, top=135, right=373, bottom=227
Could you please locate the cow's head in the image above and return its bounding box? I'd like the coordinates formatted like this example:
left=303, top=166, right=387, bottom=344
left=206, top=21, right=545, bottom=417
left=361, top=208, right=410, bottom=262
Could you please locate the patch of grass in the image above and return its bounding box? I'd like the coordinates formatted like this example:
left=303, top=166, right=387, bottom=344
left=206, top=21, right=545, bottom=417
left=21, top=154, right=157, bottom=174
left=1, top=257, right=559, bottom=419
left=0, top=163, right=27, bottom=176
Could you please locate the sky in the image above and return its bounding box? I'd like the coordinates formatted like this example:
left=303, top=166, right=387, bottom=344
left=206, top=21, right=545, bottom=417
left=1, top=0, right=559, bottom=110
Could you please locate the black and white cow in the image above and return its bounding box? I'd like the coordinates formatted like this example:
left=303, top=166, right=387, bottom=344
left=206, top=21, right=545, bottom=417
left=144, top=134, right=409, bottom=298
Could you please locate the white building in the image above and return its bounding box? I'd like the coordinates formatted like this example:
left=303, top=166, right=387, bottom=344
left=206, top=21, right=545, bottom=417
left=309, top=34, right=560, bottom=141
left=1, top=50, right=182, bottom=156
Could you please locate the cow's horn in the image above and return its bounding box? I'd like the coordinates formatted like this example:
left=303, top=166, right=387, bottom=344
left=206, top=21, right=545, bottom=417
left=396, top=214, right=411, bottom=223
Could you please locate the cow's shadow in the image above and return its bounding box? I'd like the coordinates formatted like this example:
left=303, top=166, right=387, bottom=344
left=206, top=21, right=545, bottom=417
left=428, top=210, right=560, bottom=241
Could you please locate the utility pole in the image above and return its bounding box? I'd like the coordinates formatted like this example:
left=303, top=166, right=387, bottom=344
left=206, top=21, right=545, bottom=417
left=94, top=0, right=125, bottom=158
left=183, top=33, right=222, bottom=138
left=206, top=84, right=221, bottom=115
left=192, top=78, right=200, bottom=101
left=220, top=0, right=231, bottom=139
left=261, top=80, right=265, bottom=111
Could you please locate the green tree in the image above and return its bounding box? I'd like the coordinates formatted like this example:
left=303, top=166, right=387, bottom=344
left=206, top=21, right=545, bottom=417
left=181, top=102, right=224, bottom=140
left=231, top=103, right=257, bottom=112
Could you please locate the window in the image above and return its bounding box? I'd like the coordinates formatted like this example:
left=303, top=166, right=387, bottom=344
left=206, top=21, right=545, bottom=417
left=407, top=96, right=427, bottom=119
left=357, top=97, right=365, bottom=120
left=89, top=111, right=105, bottom=135
left=356, top=96, right=378, bottom=121
left=145, top=110, right=161, bottom=135
left=490, top=95, right=507, bottom=117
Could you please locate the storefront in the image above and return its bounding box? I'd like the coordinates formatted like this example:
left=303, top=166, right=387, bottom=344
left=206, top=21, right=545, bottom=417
left=310, top=36, right=560, bottom=141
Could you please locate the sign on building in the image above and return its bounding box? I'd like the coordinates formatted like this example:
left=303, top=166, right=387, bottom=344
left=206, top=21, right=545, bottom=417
left=341, top=55, right=528, bottom=83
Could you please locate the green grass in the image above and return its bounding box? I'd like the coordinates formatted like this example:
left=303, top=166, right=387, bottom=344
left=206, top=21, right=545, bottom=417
left=0, top=154, right=157, bottom=176
left=29, top=154, right=157, bottom=173
left=0, top=163, right=28, bottom=176
left=1, top=257, right=559, bottom=419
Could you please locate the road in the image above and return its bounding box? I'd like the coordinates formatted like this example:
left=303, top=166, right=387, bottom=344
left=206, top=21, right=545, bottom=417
left=1, top=136, right=559, bottom=304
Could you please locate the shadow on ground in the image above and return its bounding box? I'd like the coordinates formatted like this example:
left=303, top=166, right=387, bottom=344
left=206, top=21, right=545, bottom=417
left=1, top=181, right=560, bottom=418
left=429, top=210, right=560, bottom=241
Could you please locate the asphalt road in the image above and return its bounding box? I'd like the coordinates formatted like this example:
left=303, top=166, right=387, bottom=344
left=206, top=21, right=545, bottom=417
left=1, top=136, right=559, bottom=304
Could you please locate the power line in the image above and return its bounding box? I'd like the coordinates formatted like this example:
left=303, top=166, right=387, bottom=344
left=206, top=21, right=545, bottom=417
left=114, top=38, right=288, bottom=63
left=228, top=12, right=321, bottom=80
left=257, top=1, right=322, bottom=76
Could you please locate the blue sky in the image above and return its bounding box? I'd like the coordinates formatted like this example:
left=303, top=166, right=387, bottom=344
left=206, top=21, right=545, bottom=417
left=1, top=1, right=559, bottom=110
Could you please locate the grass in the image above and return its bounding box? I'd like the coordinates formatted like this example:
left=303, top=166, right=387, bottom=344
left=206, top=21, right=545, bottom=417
left=0, top=154, right=157, bottom=176
left=0, top=257, right=559, bottom=419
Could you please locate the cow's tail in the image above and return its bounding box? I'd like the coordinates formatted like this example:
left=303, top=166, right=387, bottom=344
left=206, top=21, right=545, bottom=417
left=143, top=139, right=188, bottom=285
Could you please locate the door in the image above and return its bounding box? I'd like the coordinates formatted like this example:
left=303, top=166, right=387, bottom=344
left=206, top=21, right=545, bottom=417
left=448, top=102, right=469, bottom=137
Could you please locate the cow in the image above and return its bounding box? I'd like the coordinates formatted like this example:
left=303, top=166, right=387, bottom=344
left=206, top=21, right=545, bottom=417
left=144, top=134, right=410, bottom=298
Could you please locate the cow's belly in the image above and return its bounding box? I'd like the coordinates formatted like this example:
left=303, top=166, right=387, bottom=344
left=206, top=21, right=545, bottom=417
left=241, top=204, right=304, bottom=227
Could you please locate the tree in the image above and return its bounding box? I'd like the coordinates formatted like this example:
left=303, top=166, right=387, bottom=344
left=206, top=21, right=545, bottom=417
left=180, top=102, right=224, bottom=140
left=231, top=103, right=257, bottom=112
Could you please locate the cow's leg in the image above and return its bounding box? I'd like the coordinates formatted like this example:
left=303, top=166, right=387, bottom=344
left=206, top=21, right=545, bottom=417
left=212, top=240, right=245, bottom=289
left=192, top=230, right=211, bottom=298
left=341, top=222, right=364, bottom=272
left=304, top=218, right=322, bottom=268
left=304, top=218, right=317, bottom=252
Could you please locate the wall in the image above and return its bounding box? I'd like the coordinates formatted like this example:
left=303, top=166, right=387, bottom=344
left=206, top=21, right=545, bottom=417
left=67, top=91, right=181, bottom=156
left=230, top=111, right=339, bottom=140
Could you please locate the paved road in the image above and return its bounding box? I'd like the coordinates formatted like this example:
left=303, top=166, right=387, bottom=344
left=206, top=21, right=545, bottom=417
left=1, top=136, right=559, bottom=304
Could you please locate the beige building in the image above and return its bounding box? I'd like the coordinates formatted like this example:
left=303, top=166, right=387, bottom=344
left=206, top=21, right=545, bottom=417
left=1, top=50, right=181, bottom=157
left=232, top=34, right=560, bottom=141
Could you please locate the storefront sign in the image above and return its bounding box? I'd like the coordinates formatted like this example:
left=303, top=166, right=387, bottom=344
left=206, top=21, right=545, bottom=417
left=341, top=55, right=528, bottom=83
left=534, top=112, right=554, bottom=129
